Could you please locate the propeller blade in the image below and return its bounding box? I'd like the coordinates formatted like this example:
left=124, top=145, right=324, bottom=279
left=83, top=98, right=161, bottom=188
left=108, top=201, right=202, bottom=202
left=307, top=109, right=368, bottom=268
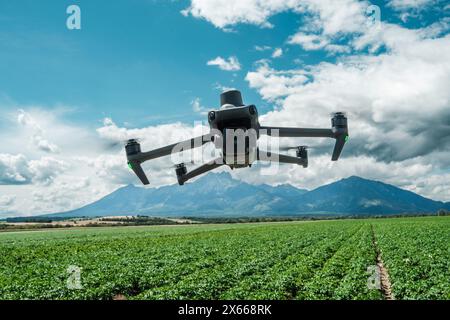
left=331, top=134, right=348, bottom=161
left=128, top=161, right=149, bottom=185
left=104, top=138, right=141, bottom=151
left=278, top=146, right=295, bottom=151
left=278, top=145, right=312, bottom=151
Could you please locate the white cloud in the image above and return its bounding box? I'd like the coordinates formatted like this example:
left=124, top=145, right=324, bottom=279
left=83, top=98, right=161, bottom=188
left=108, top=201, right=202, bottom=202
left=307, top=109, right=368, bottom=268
left=246, top=60, right=309, bottom=101
left=214, top=82, right=236, bottom=92
left=288, top=32, right=329, bottom=50
left=191, top=97, right=209, bottom=115
left=255, top=45, right=272, bottom=51
left=207, top=56, right=241, bottom=71
left=387, top=1, right=439, bottom=22
left=0, top=153, right=68, bottom=186
left=388, top=0, right=435, bottom=10
left=0, top=195, right=15, bottom=207
left=17, top=109, right=59, bottom=153
left=250, top=32, right=450, bottom=160
left=28, top=157, right=68, bottom=185
left=324, top=44, right=351, bottom=54
left=0, top=154, right=31, bottom=185
left=272, top=48, right=283, bottom=58
left=182, top=0, right=368, bottom=33
left=181, top=0, right=298, bottom=29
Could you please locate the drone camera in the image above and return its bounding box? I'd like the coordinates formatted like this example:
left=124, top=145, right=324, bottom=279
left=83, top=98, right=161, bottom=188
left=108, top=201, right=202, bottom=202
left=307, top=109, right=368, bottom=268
left=220, top=89, right=244, bottom=107
left=125, top=139, right=141, bottom=156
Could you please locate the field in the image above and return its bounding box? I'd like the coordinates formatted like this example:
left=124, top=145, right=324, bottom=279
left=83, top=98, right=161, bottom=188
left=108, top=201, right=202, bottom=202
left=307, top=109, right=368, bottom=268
left=0, top=216, right=448, bottom=300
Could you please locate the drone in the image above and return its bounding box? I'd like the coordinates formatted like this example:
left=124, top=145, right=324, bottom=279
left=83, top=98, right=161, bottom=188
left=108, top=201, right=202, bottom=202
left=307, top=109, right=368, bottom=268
left=125, top=89, right=349, bottom=185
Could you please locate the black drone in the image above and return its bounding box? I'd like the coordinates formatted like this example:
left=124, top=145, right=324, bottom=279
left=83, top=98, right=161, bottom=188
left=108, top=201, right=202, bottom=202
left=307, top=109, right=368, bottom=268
left=125, top=90, right=348, bottom=185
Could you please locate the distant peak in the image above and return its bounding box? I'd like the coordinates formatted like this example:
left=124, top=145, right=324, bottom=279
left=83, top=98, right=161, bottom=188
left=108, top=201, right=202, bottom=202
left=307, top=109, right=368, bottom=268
left=205, top=171, right=233, bottom=179
left=346, top=175, right=365, bottom=181
left=216, top=171, right=233, bottom=178
left=122, top=184, right=138, bottom=189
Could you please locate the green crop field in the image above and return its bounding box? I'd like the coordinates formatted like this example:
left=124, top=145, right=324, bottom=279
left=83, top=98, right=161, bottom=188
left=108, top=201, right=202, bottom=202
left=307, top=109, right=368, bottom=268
left=0, top=216, right=448, bottom=300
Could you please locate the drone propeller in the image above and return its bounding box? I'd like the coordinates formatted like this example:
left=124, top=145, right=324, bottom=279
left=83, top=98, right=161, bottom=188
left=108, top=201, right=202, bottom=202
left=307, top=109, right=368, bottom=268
left=102, top=138, right=141, bottom=151
left=278, top=145, right=314, bottom=152
left=330, top=111, right=347, bottom=118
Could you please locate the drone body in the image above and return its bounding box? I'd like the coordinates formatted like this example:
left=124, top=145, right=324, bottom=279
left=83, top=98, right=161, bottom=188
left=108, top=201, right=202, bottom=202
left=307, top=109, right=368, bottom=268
left=126, top=90, right=348, bottom=185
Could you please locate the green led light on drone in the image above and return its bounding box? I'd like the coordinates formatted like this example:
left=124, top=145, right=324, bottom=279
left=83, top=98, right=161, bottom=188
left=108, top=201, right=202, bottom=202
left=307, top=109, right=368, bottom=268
left=345, top=135, right=349, bottom=142
left=128, top=162, right=133, bottom=170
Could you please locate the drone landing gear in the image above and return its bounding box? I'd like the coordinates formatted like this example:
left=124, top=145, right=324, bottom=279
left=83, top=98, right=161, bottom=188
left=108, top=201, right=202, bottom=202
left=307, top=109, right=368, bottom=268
left=175, top=158, right=224, bottom=185
left=296, top=146, right=308, bottom=168
left=257, top=149, right=308, bottom=168
left=175, top=163, right=188, bottom=185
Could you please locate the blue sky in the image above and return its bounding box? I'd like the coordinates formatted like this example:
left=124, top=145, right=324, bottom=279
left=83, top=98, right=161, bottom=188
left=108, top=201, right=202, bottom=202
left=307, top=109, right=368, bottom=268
left=2, top=0, right=441, bottom=126
left=1, top=0, right=300, bottom=126
left=0, top=0, right=449, bottom=216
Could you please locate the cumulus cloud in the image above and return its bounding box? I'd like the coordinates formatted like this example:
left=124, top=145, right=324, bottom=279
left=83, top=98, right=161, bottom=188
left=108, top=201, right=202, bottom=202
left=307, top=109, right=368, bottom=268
left=0, top=195, right=15, bottom=207
left=0, top=154, right=31, bottom=185
left=246, top=60, right=309, bottom=101
left=191, top=97, right=209, bottom=115
left=255, top=45, right=272, bottom=51
left=28, top=157, right=68, bottom=185
left=0, top=153, right=68, bottom=185
left=250, top=35, right=450, bottom=162
left=207, top=56, right=241, bottom=71
left=387, top=0, right=435, bottom=10
left=182, top=0, right=369, bottom=32
left=17, top=109, right=59, bottom=153
left=272, top=48, right=283, bottom=58
left=95, top=118, right=219, bottom=181
left=288, top=32, right=329, bottom=50
left=181, top=0, right=297, bottom=29
left=184, top=1, right=371, bottom=55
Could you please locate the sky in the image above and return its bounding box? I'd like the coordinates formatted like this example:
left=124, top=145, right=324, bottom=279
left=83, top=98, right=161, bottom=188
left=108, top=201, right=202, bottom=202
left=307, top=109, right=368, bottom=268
left=0, top=0, right=449, bottom=217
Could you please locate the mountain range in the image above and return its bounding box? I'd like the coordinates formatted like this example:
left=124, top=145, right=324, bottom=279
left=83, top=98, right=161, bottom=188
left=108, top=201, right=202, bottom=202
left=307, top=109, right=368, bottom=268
left=47, top=172, right=450, bottom=218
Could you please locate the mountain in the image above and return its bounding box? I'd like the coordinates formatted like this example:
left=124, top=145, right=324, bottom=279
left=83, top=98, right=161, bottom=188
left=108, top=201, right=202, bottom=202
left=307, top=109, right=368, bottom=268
left=296, top=176, right=449, bottom=214
left=47, top=173, right=449, bottom=218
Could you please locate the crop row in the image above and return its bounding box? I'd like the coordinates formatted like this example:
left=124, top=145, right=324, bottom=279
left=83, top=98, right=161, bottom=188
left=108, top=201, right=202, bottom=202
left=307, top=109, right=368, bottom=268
left=372, top=217, right=450, bottom=299
left=0, top=217, right=448, bottom=300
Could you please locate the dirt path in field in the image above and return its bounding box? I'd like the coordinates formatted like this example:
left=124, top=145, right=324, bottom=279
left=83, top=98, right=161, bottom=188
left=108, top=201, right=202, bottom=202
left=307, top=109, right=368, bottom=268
left=370, top=225, right=395, bottom=300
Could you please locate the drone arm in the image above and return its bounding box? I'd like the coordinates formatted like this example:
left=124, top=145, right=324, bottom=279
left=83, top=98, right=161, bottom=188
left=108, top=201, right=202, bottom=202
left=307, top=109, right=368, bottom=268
left=177, top=158, right=224, bottom=185
left=260, top=118, right=349, bottom=161
left=257, top=149, right=307, bottom=167
left=127, top=134, right=212, bottom=163
left=259, top=126, right=334, bottom=138
left=127, top=161, right=150, bottom=185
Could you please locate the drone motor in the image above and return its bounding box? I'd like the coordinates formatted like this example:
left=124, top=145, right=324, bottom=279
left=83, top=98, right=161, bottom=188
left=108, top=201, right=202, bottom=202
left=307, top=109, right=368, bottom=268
left=125, top=139, right=141, bottom=156
left=296, top=146, right=308, bottom=168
